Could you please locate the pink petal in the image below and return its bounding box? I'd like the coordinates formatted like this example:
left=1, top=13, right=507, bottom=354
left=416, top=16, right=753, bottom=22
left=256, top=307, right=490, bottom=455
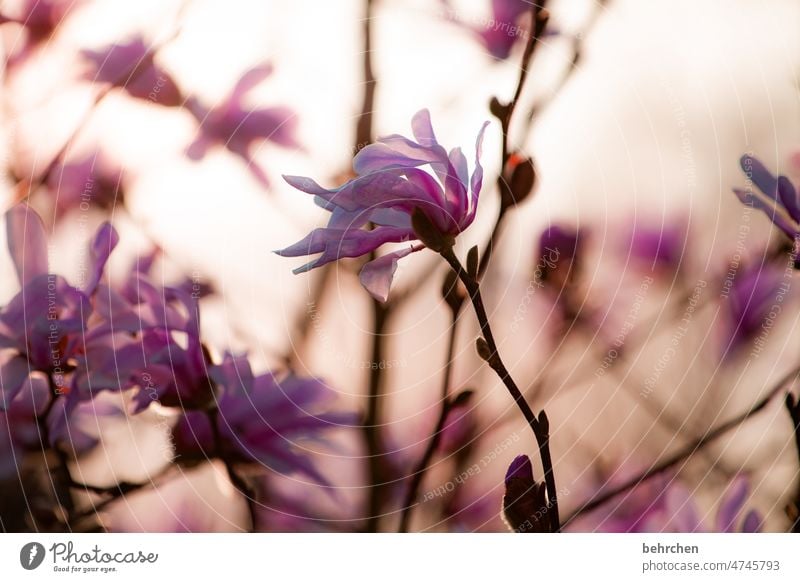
left=6, top=203, right=49, bottom=286
left=84, top=222, right=119, bottom=295
left=359, top=247, right=415, bottom=302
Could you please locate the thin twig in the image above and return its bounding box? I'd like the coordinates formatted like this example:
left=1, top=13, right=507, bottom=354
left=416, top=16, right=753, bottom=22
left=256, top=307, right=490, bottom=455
left=441, top=246, right=560, bottom=532
left=398, top=304, right=461, bottom=532
left=524, top=0, right=609, bottom=132
left=564, top=364, right=800, bottom=526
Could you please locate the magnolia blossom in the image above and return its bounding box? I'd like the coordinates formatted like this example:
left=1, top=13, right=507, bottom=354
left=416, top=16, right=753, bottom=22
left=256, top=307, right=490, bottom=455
left=277, top=109, right=488, bottom=301
left=626, top=221, right=686, bottom=273
left=441, top=0, right=531, bottom=60
left=172, top=355, right=353, bottom=484
left=186, top=64, right=299, bottom=186
left=0, top=204, right=117, bottom=406
left=73, top=256, right=210, bottom=409
left=535, top=224, right=582, bottom=287
left=81, top=37, right=182, bottom=106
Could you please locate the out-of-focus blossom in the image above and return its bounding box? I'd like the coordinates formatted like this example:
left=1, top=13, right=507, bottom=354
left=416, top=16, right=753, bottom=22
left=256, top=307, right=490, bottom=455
left=172, top=355, right=353, bottom=484
left=625, top=221, right=686, bottom=274
left=81, top=37, right=182, bottom=106
left=47, top=391, right=123, bottom=456
left=441, top=0, right=531, bottom=60
left=185, top=64, right=299, bottom=186
left=74, top=282, right=206, bottom=410
left=277, top=109, right=489, bottom=302
left=48, top=153, right=125, bottom=215
left=535, top=224, right=583, bottom=289
left=734, top=155, right=800, bottom=245
left=573, top=472, right=762, bottom=533
left=0, top=203, right=133, bottom=477
left=0, top=0, right=77, bottom=42
left=723, top=262, right=788, bottom=355
left=439, top=391, right=477, bottom=455
left=0, top=204, right=117, bottom=406
left=502, top=454, right=551, bottom=532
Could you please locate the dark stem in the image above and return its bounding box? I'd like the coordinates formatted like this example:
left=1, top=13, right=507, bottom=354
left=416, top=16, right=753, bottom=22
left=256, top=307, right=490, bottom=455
left=353, top=0, right=392, bottom=532
left=207, top=409, right=258, bottom=532
left=501, top=3, right=549, bottom=128
left=477, top=207, right=510, bottom=278
left=363, top=299, right=390, bottom=531
left=69, top=466, right=175, bottom=525
left=481, top=2, right=550, bottom=275
left=285, top=263, right=334, bottom=368
left=355, top=0, right=376, bottom=153
left=524, top=0, right=609, bottom=130
left=398, top=305, right=461, bottom=532
left=564, top=364, right=800, bottom=526
left=440, top=247, right=559, bottom=532
left=39, top=376, right=76, bottom=527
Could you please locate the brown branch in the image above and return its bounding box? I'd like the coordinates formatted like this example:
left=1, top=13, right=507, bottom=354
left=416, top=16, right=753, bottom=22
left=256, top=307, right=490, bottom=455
left=564, top=363, right=800, bottom=526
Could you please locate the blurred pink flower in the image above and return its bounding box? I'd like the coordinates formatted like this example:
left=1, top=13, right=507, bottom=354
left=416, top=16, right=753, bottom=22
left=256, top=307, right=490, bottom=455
left=0, top=0, right=78, bottom=42
left=48, top=152, right=125, bottom=215
left=81, top=37, right=182, bottom=106
left=441, top=0, right=532, bottom=60
left=173, top=355, right=354, bottom=485
left=185, top=64, right=299, bottom=186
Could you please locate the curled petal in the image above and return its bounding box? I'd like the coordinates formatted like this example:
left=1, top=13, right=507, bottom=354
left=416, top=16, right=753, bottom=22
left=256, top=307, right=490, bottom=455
left=733, top=188, right=797, bottom=239
left=6, top=203, right=49, bottom=286
left=230, top=63, right=274, bottom=102
left=276, top=226, right=413, bottom=274
left=84, top=222, right=119, bottom=295
left=285, top=172, right=438, bottom=214
left=359, top=246, right=416, bottom=302
left=468, top=121, right=490, bottom=220
left=741, top=155, right=780, bottom=202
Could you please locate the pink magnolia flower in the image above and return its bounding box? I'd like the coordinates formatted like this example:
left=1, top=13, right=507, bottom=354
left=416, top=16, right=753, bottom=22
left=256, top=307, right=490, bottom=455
left=0, top=204, right=117, bottom=406
left=173, top=354, right=354, bottom=484
left=81, top=37, right=182, bottom=106
left=185, top=64, right=299, bottom=186
left=277, top=109, right=488, bottom=301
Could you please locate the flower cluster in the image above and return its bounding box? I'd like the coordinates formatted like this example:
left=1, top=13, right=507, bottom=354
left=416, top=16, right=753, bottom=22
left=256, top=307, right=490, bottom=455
left=0, top=204, right=350, bottom=487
